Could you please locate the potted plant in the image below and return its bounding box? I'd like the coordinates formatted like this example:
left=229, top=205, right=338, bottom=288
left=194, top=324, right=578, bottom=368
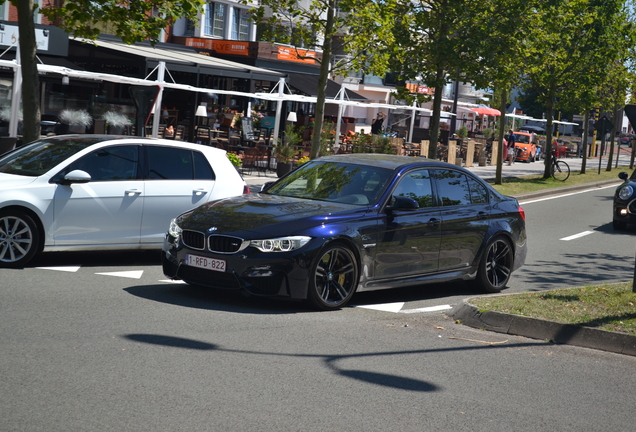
left=274, top=124, right=302, bottom=177
left=101, top=111, right=132, bottom=134
left=226, top=152, right=242, bottom=172
left=58, top=109, right=93, bottom=134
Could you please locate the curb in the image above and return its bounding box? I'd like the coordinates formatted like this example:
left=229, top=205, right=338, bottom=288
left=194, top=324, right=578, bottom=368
left=449, top=298, right=636, bottom=356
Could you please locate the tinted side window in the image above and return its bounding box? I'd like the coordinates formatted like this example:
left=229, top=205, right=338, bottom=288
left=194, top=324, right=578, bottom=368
left=434, top=169, right=471, bottom=206
left=193, top=151, right=215, bottom=180
left=393, top=169, right=434, bottom=208
left=147, top=146, right=193, bottom=180
left=467, top=176, right=488, bottom=204
left=67, top=145, right=139, bottom=182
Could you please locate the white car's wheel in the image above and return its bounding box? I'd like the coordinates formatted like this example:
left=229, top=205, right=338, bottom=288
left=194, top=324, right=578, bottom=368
left=0, top=210, right=40, bottom=268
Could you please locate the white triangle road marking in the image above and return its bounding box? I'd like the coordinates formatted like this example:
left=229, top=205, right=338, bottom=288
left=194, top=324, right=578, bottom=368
left=355, top=302, right=405, bottom=313
left=401, top=305, right=453, bottom=314
left=36, top=266, right=82, bottom=272
left=158, top=279, right=187, bottom=284
left=95, top=270, right=144, bottom=279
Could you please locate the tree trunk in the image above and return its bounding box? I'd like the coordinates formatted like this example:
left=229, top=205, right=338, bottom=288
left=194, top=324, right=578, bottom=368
left=310, top=0, right=336, bottom=160
left=427, top=67, right=445, bottom=160
left=17, top=0, right=41, bottom=144
left=581, top=110, right=589, bottom=174
left=543, top=84, right=555, bottom=179
left=494, top=89, right=507, bottom=185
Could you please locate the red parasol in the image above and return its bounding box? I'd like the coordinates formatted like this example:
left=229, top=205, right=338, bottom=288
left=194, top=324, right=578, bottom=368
left=470, top=105, right=501, bottom=116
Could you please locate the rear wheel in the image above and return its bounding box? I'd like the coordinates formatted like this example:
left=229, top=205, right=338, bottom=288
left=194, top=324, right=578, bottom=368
left=0, top=210, right=40, bottom=268
left=307, top=243, right=359, bottom=310
left=475, top=237, right=513, bottom=293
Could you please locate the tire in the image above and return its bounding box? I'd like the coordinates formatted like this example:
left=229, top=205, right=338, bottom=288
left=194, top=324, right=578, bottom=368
left=0, top=209, right=40, bottom=268
left=475, top=237, right=513, bottom=293
left=613, top=220, right=627, bottom=230
left=307, top=243, right=359, bottom=310
left=552, top=160, right=570, bottom=181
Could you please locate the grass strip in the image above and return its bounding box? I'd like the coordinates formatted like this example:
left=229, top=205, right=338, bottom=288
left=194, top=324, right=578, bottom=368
left=470, top=282, right=636, bottom=335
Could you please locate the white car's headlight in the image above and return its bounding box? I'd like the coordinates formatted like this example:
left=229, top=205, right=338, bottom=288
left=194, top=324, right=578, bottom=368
left=168, top=218, right=182, bottom=238
left=619, top=185, right=634, bottom=201
left=250, top=236, right=311, bottom=252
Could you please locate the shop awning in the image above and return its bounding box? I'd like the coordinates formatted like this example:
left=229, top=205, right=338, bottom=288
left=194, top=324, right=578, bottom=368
left=72, top=37, right=285, bottom=81
left=285, top=72, right=367, bottom=100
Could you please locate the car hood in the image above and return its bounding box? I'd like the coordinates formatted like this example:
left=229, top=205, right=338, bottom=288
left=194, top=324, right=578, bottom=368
left=0, top=173, right=39, bottom=189
left=177, top=193, right=369, bottom=237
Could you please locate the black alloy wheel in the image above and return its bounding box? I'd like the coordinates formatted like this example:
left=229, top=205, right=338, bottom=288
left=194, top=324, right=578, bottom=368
left=475, top=237, right=513, bottom=293
left=0, top=210, right=40, bottom=268
left=308, top=243, right=359, bottom=310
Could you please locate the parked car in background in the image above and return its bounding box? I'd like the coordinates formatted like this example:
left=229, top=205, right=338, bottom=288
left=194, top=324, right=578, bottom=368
left=163, top=154, right=528, bottom=310
left=0, top=135, right=247, bottom=267
left=620, top=136, right=632, bottom=147
left=613, top=170, right=636, bottom=230
left=512, top=131, right=537, bottom=162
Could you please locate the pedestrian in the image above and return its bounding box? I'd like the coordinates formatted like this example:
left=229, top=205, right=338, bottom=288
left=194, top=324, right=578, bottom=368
left=371, top=112, right=386, bottom=135
left=505, top=129, right=516, bottom=165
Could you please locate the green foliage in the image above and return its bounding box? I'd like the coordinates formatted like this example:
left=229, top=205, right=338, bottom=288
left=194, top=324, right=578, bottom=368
left=274, top=124, right=302, bottom=162
left=40, top=0, right=205, bottom=44
left=226, top=152, right=242, bottom=168
left=456, top=125, right=468, bottom=139
left=350, top=133, right=397, bottom=154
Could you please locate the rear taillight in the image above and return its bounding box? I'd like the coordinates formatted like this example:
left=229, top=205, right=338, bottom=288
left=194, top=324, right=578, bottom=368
left=518, top=206, right=525, bottom=221
left=243, top=185, right=250, bottom=195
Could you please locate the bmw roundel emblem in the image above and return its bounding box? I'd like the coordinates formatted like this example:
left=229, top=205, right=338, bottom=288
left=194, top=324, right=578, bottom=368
left=208, top=227, right=217, bottom=232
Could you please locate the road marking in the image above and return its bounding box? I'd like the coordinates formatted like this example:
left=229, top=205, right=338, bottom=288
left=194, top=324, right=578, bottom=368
left=401, top=304, right=453, bottom=314
left=356, top=302, right=405, bottom=313
left=560, top=231, right=595, bottom=241
left=519, top=184, right=619, bottom=204
left=36, top=266, right=81, bottom=272
left=158, top=279, right=187, bottom=284
left=95, top=270, right=144, bottom=279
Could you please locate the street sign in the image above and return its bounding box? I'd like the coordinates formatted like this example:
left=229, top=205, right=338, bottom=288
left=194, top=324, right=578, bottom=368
left=594, top=115, right=613, bottom=134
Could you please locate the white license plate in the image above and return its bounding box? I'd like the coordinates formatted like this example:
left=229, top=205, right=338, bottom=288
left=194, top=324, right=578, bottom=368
left=185, top=254, right=226, bottom=272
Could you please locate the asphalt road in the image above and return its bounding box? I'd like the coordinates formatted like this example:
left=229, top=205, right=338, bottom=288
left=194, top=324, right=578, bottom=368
left=2, top=162, right=636, bottom=431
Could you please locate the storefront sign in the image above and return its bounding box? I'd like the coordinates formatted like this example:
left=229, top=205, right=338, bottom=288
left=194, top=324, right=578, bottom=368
left=0, top=22, right=67, bottom=56
left=0, top=24, right=48, bottom=51
left=276, top=47, right=316, bottom=64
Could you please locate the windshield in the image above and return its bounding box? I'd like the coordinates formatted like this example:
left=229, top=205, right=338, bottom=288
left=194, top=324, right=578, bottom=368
left=0, top=137, right=104, bottom=176
left=265, top=161, right=393, bottom=205
left=513, top=134, right=530, bottom=144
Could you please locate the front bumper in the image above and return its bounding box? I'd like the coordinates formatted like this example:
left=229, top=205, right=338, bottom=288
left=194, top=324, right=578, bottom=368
left=613, top=199, right=636, bottom=224
left=162, top=233, right=322, bottom=300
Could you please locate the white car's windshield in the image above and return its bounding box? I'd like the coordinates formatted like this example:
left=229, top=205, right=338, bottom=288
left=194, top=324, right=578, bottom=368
left=0, top=137, right=103, bottom=176
left=265, top=161, right=392, bottom=205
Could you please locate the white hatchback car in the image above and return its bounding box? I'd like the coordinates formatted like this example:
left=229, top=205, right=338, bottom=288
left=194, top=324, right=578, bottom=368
left=0, top=135, right=247, bottom=267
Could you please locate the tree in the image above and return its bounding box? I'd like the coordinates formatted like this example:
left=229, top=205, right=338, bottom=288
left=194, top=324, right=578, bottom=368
left=244, top=0, right=394, bottom=160
left=521, top=0, right=633, bottom=179
left=384, top=0, right=535, bottom=165
left=2, top=0, right=204, bottom=144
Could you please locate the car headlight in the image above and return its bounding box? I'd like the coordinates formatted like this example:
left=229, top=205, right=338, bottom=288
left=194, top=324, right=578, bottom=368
left=168, top=218, right=182, bottom=238
left=619, top=185, right=634, bottom=201
left=250, top=236, right=311, bottom=252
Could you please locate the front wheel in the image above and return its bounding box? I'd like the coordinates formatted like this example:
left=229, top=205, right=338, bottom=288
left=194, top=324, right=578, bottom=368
left=552, top=160, right=570, bottom=181
left=0, top=210, right=40, bottom=268
left=475, top=237, right=513, bottom=293
left=307, top=243, right=359, bottom=310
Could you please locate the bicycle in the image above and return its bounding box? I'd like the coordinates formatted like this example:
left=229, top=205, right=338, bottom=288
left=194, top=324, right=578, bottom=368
left=550, top=149, right=570, bottom=181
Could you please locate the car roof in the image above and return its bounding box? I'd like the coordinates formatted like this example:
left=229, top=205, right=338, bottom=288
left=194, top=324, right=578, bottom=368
left=40, top=134, right=227, bottom=153
left=313, top=153, right=469, bottom=172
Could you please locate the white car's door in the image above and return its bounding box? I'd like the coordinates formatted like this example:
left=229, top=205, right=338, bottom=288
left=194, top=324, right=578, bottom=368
left=52, top=145, right=144, bottom=245
left=140, top=146, right=215, bottom=244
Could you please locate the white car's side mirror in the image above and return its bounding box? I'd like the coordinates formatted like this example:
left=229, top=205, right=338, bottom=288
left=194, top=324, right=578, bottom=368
left=62, top=169, right=92, bottom=184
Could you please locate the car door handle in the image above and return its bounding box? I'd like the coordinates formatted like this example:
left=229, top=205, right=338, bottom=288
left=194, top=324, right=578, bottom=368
left=427, top=218, right=440, bottom=227
left=477, top=211, right=488, bottom=219
left=193, top=188, right=209, bottom=196
left=125, top=189, right=142, bottom=196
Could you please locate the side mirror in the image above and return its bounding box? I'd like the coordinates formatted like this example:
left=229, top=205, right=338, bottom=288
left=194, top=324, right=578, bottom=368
left=60, top=169, right=91, bottom=185
left=619, top=172, right=629, bottom=182
left=386, top=195, right=419, bottom=212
